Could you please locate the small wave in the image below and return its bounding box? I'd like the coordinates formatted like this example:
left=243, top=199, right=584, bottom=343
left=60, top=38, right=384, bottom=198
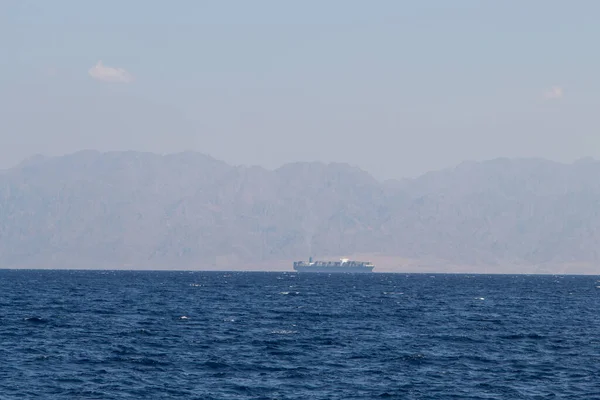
left=433, top=334, right=484, bottom=343
left=279, top=291, right=300, bottom=295
left=386, top=353, right=426, bottom=364
left=204, top=360, right=229, bottom=370
left=113, top=357, right=170, bottom=367
left=500, top=333, right=546, bottom=340
left=270, top=330, right=297, bottom=335
left=23, top=317, right=47, bottom=324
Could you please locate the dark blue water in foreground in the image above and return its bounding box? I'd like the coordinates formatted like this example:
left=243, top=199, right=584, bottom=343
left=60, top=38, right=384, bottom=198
left=1, top=271, right=600, bottom=399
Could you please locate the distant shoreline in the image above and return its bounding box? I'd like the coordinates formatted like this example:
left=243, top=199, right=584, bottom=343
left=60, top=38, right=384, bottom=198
left=1, top=266, right=598, bottom=276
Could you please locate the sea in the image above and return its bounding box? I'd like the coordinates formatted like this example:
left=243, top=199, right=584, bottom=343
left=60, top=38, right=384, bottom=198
left=1, top=270, right=599, bottom=399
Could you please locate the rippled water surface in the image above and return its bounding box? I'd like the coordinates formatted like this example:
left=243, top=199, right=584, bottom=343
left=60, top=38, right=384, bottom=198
left=1, top=270, right=600, bottom=399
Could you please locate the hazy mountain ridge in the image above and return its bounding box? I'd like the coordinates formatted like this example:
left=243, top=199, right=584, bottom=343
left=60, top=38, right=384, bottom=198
left=1, top=151, right=599, bottom=272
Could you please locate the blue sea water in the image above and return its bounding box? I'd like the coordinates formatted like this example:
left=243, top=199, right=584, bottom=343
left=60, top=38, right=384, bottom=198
left=1, top=271, right=599, bottom=399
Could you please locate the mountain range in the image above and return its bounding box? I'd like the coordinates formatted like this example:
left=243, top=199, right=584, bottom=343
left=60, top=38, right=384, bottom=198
left=1, top=150, right=599, bottom=274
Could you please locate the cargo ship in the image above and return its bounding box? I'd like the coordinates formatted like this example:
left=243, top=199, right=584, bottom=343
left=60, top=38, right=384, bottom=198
left=293, top=257, right=375, bottom=273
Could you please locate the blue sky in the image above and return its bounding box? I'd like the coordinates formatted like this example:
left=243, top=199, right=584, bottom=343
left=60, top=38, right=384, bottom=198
left=1, top=1, right=599, bottom=179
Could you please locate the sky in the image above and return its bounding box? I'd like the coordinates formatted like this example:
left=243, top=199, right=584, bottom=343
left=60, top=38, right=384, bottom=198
left=1, top=0, right=599, bottom=180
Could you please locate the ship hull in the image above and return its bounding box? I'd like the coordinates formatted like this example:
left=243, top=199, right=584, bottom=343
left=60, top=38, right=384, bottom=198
left=293, top=266, right=374, bottom=273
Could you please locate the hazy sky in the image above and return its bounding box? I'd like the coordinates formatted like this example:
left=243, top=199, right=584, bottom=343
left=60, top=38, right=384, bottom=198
left=1, top=1, right=599, bottom=179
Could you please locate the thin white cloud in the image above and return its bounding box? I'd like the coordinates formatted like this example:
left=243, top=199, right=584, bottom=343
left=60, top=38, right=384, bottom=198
left=543, top=86, right=563, bottom=100
left=88, top=61, right=133, bottom=83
